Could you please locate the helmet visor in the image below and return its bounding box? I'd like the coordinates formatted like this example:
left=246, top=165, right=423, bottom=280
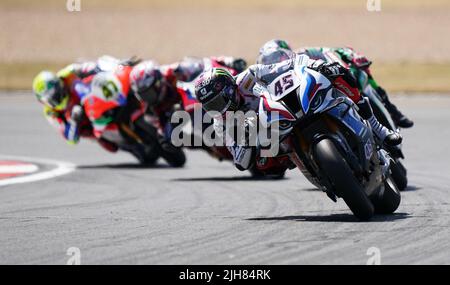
left=42, top=83, right=64, bottom=109
left=202, top=85, right=236, bottom=114
left=258, top=49, right=293, bottom=65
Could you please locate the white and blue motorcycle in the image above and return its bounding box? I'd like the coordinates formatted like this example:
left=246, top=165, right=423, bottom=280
left=256, top=57, right=401, bottom=220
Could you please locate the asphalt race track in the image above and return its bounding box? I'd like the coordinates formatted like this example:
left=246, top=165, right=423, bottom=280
left=1, top=92, right=449, bottom=264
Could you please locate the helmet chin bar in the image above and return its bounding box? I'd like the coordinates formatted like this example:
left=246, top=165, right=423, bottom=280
left=227, top=98, right=239, bottom=112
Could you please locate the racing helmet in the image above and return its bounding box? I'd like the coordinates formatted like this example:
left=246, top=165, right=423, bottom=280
left=257, top=47, right=296, bottom=65
left=32, top=71, right=68, bottom=110
left=130, top=61, right=163, bottom=105
left=259, top=39, right=292, bottom=55
left=194, top=68, right=239, bottom=114
left=174, top=56, right=205, bottom=82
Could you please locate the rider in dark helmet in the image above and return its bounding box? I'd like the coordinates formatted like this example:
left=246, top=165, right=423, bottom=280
left=195, top=68, right=241, bottom=114
left=195, top=67, right=259, bottom=170
left=195, top=55, right=402, bottom=171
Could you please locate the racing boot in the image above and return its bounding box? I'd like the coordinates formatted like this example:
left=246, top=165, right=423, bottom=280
left=376, top=86, right=414, bottom=128
left=357, top=97, right=402, bottom=146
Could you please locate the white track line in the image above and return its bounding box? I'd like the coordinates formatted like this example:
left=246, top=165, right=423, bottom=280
left=0, top=155, right=76, bottom=187
left=0, top=164, right=39, bottom=174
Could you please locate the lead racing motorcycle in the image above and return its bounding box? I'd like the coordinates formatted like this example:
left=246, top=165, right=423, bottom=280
left=256, top=57, right=401, bottom=220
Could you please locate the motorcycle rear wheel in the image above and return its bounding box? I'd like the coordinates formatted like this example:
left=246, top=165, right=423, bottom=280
left=313, top=139, right=374, bottom=221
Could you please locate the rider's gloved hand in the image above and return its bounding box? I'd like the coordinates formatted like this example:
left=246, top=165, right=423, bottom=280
left=70, top=105, right=84, bottom=124
left=65, top=105, right=84, bottom=145
left=228, top=116, right=257, bottom=147
left=317, top=62, right=347, bottom=78
left=316, top=62, right=359, bottom=89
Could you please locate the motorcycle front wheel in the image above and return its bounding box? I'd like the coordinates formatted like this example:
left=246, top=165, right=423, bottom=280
left=313, top=138, right=374, bottom=221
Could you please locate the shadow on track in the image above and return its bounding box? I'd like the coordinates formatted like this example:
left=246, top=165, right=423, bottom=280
left=302, top=188, right=320, bottom=192
left=404, top=185, right=422, bottom=192
left=172, top=176, right=288, bottom=182
left=78, top=163, right=171, bottom=169
left=247, top=212, right=410, bottom=223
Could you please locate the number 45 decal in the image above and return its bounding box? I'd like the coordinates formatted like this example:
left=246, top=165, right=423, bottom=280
left=274, top=74, right=294, bottom=96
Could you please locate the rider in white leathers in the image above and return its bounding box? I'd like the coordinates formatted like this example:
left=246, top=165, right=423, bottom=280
left=195, top=54, right=402, bottom=170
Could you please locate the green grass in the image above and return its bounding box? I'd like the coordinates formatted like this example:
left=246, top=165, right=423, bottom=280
left=371, top=62, right=450, bottom=93
left=0, top=62, right=69, bottom=91
left=1, top=61, right=449, bottom=93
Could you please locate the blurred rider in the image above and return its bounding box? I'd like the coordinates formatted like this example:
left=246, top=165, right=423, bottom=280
left=194, top=54, right=402, bottom=171
left=31, top=56, right=132, bottom=152
left=169, top=56, right=247, bottom=82
left=258, top=39, right=414, bottom=128
left=129, top=55, right=247, bottom=140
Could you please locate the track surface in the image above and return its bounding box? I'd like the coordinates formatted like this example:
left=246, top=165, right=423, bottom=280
left=0, top=92, right=449, bottom=264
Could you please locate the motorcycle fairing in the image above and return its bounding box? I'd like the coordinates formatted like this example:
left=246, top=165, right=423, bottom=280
left=177, top=81, right=199, bottom=112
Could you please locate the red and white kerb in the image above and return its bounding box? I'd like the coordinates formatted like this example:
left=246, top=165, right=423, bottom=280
left=0, top=161, right=39, bottom=180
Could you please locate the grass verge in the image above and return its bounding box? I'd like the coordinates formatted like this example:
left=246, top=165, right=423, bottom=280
left=1, top=61, right=449, bottom=93
left=2, top=0, right=450, bottom=10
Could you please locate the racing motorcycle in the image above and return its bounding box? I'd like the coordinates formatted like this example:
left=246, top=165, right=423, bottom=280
left=320, top=51, right=408, bottom=190
left=355, top=69, right=408, bottom=190
left=256, top=57, right=401, bottom=220
left=80, top=65, right=186, bottom=167
left=176, top=61, right=286, bottom=178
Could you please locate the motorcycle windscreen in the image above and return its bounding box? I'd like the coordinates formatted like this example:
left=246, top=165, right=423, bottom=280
left=296, top=69, right=331, bottom=115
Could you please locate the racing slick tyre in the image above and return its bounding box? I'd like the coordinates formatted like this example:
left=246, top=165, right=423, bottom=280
left=313, top=138, right=374, bottom=221
left=134, top=117, right=186, bottom=168
left=159, top=142, right=187, bottom=168
left=390, top=159, right=408, bottom=191
left=371, top=175, right=401, bottom=214
left=140, top=151, right=160, bottom=166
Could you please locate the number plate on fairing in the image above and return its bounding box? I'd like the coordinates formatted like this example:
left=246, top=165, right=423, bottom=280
left=266, top=70, right=301, bottom=101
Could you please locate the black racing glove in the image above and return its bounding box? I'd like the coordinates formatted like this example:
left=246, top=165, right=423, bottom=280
left=317, top=62, right=347, bottom=78
left=317, top=62, right=359, bottom=88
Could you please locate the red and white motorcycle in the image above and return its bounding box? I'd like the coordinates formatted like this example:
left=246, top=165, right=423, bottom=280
left=81, top=65, right=186, bottom=167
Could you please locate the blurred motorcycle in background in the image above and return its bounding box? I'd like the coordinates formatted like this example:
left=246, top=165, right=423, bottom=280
left=80, top=65, right=186, bottom=167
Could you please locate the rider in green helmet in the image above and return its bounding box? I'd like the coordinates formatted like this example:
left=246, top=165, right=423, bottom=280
left=258, top=39, right=414, bottom=128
